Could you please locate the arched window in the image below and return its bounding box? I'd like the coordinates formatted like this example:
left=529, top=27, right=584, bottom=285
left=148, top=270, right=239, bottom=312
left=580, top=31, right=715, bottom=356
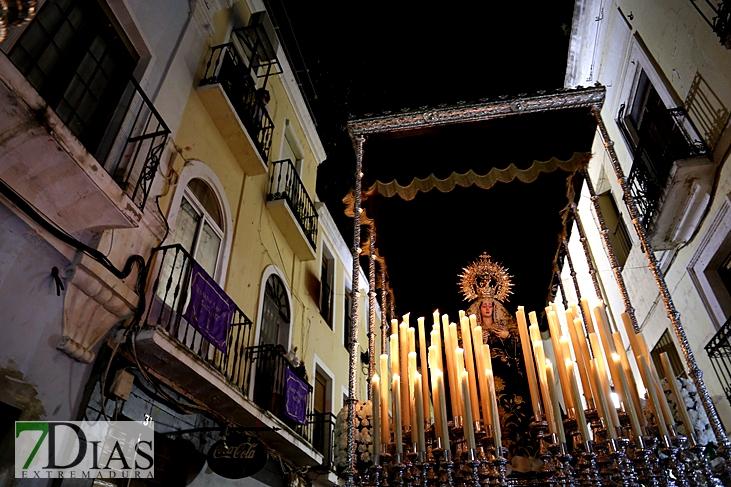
left=259, top=275, right=290, bottom=346
left=170, top=178, right=224, bottom=276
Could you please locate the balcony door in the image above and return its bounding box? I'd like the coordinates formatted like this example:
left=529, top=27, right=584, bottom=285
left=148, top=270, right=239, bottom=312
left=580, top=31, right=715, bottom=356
left=259, top=274, right=290, bottom=347
left=9, top=0, right=137, bottom=154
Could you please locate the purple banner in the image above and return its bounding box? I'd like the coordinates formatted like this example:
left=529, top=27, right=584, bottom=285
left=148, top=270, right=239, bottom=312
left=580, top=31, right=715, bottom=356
left=284, top=368, right=308, bottom=425
left=183, top=261, right=235, bottom=353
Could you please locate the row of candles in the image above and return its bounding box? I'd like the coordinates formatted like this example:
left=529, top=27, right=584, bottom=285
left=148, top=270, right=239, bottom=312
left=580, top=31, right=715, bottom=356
left=368, top=298, right=695, bottom=465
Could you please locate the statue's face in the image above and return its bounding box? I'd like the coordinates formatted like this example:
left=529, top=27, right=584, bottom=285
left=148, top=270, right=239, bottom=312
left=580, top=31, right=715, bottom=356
left=480, top=299, right=494, bottom=319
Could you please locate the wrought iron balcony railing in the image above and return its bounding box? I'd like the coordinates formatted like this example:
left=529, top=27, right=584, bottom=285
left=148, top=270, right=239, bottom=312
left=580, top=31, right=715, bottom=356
left=200, top=43, right=274, bottom=162
left=309, top=411, right=336, bottom=472
left=268, top=159, right=319, bottom=250
left=619, top=106, right=709, bottom=227
left=689, top=0, right=731, bottom=49
left=247, top=344, right=314, bottom=443
left=143, top=244, right=254, bottom=393
left=96, top=77, right=170, bottom=209
left=705, top=315, right=731, bottom=407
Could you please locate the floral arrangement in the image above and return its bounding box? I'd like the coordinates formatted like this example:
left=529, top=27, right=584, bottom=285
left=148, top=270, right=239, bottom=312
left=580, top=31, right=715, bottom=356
left=661, top=375, right=716, bottom=448
left=333, top=400, right=374, bottom=473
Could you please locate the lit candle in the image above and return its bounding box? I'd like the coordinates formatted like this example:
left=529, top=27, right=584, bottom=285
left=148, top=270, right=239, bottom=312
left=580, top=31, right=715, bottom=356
left=454, top=347, right=465, bottom=419
left=545, top=360, right=566, bottom=443
left=461, top=371, right=476, bottom=450
left=660, top=352, right=693, bottom=442
left=572, top=318, right=595, bottom=408
left=409, top=350, right=421, bottom=404
left=589, top=333, right=620, bottom=431
left=565, top=359, right=590, bottom=441
left=435, top=370, right=450, bottom=452
left=568, top=316, right=593, bottom=407
left=450, top=324, right=463, bottom=417
left=469, top=314, right=478, bottom=330
left=403, top=313, right=410, bottom=327
left=390, top=334, right=400, bottom=381
left=428, top=346, right=442, bottom=439
left=380, top=354, right=390, bottom=442
left=432, top=327, right=444, bottom=376
left=460, top=316, right=480, bottom=423
left=487, top=369, right=502, bottom=452
left=442, top=315, right=458, bottom=417
left=639, top=355, right=669, bottom=437
left=532, top=338, right=557, bottom=435
left=547, top=309, right=574, bottom=410
left=473, top=325, right=491, bottom=426
left=517, top=306, right=542, bottom=420
left=593, top=301, right=617, bottom=355
left=590, top=358, right=616, bottom=439
left=459, top=310, right=466, bottom=322
left=612, top=331, right=645, bottom=429
left=613, top=353, right=642, bottom=439
left=414, top=372, right=426, bottom=456
left=399, top=323, right=411, bottom=430
left=391, top=319, right=399, bottom=336
left=393, top=374, right=403, bottom=457
left=433, top=310, right=440, bottom=326
left=580, top=298, right=595, bottom=333
left=372, top=374, right=381, bottom=465
left=636, top=334, right=674, bottom=429
left=417, top=317, right=431, bottom=422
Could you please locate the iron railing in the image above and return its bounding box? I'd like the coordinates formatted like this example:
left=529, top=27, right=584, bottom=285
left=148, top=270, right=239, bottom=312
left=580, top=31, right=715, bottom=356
left=309, top=411, right=336, bottom=472
left=97, top=77, right=170, bottom=209
left=268, top=159, right=318, bottom=250
left=619, top=106, right=709, bottom=227
left=246, top=344, right=314, bottom=442
left=143, top=244, right=254, bottom=393
left=705, top=315, right=731, bottom=407
left=200, top=43, right=274, bottom=162
left=689, top=0, right=731, bottom=49
left=321, top=280, right=333, bottom=326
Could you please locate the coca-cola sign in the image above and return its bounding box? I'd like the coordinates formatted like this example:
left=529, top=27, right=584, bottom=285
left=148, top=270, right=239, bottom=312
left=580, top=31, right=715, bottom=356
left=207, top=433, right=267, bottom=479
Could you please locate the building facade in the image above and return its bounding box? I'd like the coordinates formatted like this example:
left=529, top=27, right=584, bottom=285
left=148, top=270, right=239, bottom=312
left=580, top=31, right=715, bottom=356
left=564, top=0, right=731, bottom=437
left=0, top=0, right=379, bottom=485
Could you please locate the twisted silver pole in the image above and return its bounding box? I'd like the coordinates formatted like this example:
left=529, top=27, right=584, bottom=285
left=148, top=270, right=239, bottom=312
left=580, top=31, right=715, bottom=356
left=591, top=108, right=731, bottom=458
left=581, top=170, right=639, bottom=334
left=570, top=204, right=605, bottom=303
left=562, top=239, right=592, bottom=329
left=346, top=135, right=365, bottom=487
left=368, top=227, right=377, bottom=396
left=380, top=263, right=388, bottom=356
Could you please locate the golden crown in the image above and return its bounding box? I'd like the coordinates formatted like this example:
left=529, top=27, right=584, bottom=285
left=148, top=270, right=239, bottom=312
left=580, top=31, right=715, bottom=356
left=458, top=253, right=513, bottom=302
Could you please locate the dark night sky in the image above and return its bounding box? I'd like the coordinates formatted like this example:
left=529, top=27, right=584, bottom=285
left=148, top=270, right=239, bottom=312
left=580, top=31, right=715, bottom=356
left=270, top=1, right=590, bottom=323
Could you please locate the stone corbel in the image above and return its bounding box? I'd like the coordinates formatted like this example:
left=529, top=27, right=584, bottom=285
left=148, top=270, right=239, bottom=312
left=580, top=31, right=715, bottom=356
left=57, top=259, right=138, bottom=363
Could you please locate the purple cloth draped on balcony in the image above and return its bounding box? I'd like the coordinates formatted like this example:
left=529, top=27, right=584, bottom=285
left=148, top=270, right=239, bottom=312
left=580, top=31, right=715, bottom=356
left=182, top=261, right=234, bottom=352
left=284, top=368, right=308, bottom=425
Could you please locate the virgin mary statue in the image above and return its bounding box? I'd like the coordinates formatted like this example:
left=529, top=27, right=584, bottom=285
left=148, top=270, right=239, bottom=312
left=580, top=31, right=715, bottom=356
left=460, top=253, right=537, bottom=461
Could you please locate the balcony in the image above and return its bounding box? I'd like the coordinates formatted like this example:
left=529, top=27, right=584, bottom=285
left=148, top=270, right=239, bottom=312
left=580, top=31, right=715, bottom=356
left=0, top=52, right=169, bottom=235
left=133, top=244, right=323, bottom=466
left=705, top=315, right=731, bottom=407
left=689, top=0, right=731, bottom=49
left=267, top=159, right=318, bottom=261
left=308, top=412, right=339, bottom=484
left=198, top=43, right=274, bottom=175
left=621, top=106, right=713, bottom=250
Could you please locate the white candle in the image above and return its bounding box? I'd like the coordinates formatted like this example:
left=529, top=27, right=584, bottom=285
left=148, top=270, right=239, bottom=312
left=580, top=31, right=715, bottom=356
left=613, top=352, right=642, bottom=439
left=487, top=369, right=502, bottom=452
left=460, top=316, right=481, bottom=423
left=399, top=323, right=411, bottom=430
left=517, top=306, right=542, bottom=420
left=568, top=316, right=593, bottom=407
left=660, top=352, right=693, bottom=441
left=473, top=325, right=491, bottom=426
left=380, top=354, right=390, bottom=442
left=436, top=370, right=450, bottom=452
left=565, top=359, right=590, bottom=441
left=414, top=372, right=426, bottom=455
left=545, top=359, right=566, bottom=443
left=372, top=374, right=381, bottom=464
left=393, top=374, right=403, bottom=456
left=461, top=371, right=476, bottom=450
left=417, top=317, right=431, bottom=422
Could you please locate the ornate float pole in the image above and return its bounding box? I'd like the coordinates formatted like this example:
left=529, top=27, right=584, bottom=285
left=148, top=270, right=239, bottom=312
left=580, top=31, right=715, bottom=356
left=346, top=135, right=366, bottom=487
left=380, top=260, right=388, bottom=356
left=368, top=227, right=377, bottom=393
left=591, top=108, right=731, bottom=471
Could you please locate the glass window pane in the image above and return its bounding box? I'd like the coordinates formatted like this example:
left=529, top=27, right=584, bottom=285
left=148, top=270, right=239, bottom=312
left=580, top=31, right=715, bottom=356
left=187, top=179, right=222, bottom=227
left=170, top=198, right=200, bottom=253
left=195, top=222, right=221, bottom=276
